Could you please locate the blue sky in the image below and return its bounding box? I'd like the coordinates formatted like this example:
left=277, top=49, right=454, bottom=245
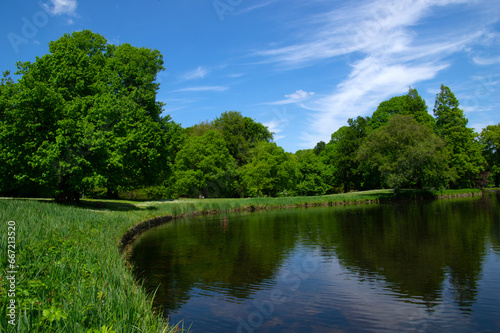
left=2, top=0, right=500, bottom=152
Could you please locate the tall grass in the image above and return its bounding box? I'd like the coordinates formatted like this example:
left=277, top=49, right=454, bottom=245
left=0, top=200, right=181, bottom=333
left=0, top=188, right=482, bottom=332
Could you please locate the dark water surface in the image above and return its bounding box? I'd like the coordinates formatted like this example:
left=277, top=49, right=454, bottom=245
left=130, top=193, right=500, bottom=332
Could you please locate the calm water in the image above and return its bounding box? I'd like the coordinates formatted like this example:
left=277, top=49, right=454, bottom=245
left=130, top=193, right=500, bottom=332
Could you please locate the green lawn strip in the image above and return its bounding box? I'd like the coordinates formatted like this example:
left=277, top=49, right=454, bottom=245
left=0, top=188, right=483, bottom=332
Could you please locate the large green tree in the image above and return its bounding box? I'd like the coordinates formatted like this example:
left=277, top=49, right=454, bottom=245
left=213, top=111, right=273, bottom=166
left=433, top=84, right=485, bottom=188
left=173, top=130, right=237, bottom=198
left=326, top=116, right=377, bottom=192
left=369, top=87, right=435, bottom=130
left=357, top=115, right=452, bottom=190
left=240, top=142, right=299, bottom=197
left=480, top=124, right=500, bottom=187
left=295, top=149, right=333, bottom=196
left=0, top=30, right=181, bottom=201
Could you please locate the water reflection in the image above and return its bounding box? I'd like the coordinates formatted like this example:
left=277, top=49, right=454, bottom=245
left=130, top=193, right=500, bottom=332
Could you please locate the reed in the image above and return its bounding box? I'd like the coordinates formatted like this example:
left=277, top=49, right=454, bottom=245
left=0, top=200, right=179, bottom=333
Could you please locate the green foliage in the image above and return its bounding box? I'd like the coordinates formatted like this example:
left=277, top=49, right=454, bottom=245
left=480, top=123, right=500, bottom=186
left=1, top=31, right=494, bottom=203
left=240, top=142, right=299, bottom=197
left=357, top=115, right=453, bottom=190
left=433, top=84, right=485, bottom=188
left=0, top=30, right=182, bottom=201
left=186, top=120, right=214, bottom=137
left=87, top=326, right=116, bottom=333
left=369, top=87, right=435, bottom=130
left=326, top=116, right=377, bottom=192
left=295, top=149, right=333, bottom=196
left=42, top=305, right=68, bottom=322
left=173, top=130, right=237, bottom=198
left=313, top=141, right=326, bottom=155
left=0, top=199, right=179, bottom=333
left=213, top=111, right=273, bottom=165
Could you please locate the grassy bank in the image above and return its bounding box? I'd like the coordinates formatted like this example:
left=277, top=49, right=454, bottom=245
left=0, top=188, right=483, bottom=332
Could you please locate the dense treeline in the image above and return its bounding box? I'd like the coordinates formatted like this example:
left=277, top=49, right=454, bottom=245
left=1, top=31, right=499, bottom=201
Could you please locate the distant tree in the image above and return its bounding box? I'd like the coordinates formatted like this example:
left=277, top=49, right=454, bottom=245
left=433, top=84, right=485, bottom=188
left=313, top=141, right=326, bottom=155
left=213, top=111, right=273, bottom=166
left=295, top=149, right=333, bottom=196
left=185, top=120, right=214, bottom=137
left=0, top=30, right=181, bottom=201
left=480, top=124, right=500, bottom=187
left=173, top=130, right=237, bottom=198
left=369, top=87, right=435, bottom=130
left=327, top=116, right=376, bottom=192
left=357, top=115, right=453, bottom=190
left=240, top=142, right=299, bottom=197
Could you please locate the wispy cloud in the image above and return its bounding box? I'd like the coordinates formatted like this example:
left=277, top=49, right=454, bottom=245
left=234, top=0, right=279, bottom=16
left=172, top=86, right=229, bottom=93
left=263, top=118, right=286, bottom=141
left=43, top=0, right=78, bottom=16
left=181, top=66, right=210, bottom=80
left=254, top=0, right=499, bottom=147
left=263, top=90, right=315, bottom=105
left=473, top=56, right=500, bottom=66
left=228, top=73, right=244, bottom=78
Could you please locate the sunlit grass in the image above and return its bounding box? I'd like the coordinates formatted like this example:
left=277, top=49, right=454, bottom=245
left=0, top=200, right=180, bottom=333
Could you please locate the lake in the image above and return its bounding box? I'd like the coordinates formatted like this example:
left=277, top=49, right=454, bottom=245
left=130, top=192, right=500, bottom=332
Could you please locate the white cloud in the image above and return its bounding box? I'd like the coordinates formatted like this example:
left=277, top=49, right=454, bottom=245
left=172, top=86, right=229, bottom=93
left=473, top=56, right=500, bottom=66
left=300, top=61, right=448, bottom=147
left=43, top=0, right=78, bottom=16
left=263, top=118, right=286, bottom=141
left=254, top=0, right=497, bottom=147
left=264, top=90, right=315, bottom=105
left=181, top=66, right=210, bottom=80
left=228, top=73, right=244, bottom=78
left=234, top=0, right=279, bottom=16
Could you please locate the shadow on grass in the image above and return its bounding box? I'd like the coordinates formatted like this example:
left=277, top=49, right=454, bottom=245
left=61, top=199, right=169, bottom=212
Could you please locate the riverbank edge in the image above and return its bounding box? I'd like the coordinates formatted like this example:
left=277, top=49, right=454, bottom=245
left=117, top=188, right=486, bottom=330
left=119, top=188, right=484, bottom=260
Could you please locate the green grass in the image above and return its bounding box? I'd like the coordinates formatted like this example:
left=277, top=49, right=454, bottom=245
left=0, top=200, right=184, bottom=333
left=0, top=188, right=483, bottom=332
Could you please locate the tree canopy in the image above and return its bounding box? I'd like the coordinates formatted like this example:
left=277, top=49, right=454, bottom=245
left=357, top=115, right=452, bottom=190
left=326, top=116, right=373, bottom=192
left=0, top=30, right=496, bottom=200
left=0, top=30, right=182, bottom=201
left=173, top=130, right=237, bottom=198
left=240, top=142, right=299, bottom=197
left=433, top=84, right=485, bottom=188
left=213, top=111, right=273, bottom=165
left=480, top=124, right=500, bottom=187
left=369, top=88, right=434, bottom=130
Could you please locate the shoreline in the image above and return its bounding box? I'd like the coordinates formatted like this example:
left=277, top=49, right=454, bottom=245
left=0, top=188, right=486, bottom=332
left=119, top=188, right=484, bottom=263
